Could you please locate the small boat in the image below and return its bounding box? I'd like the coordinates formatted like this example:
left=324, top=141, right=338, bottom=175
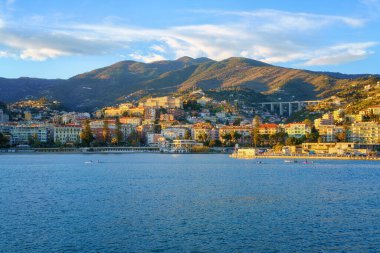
left=303, top=160, right=314, bottom=164
left=284, top=159, right=298, bottom=163
left=84, top=160, right=93, bottom=164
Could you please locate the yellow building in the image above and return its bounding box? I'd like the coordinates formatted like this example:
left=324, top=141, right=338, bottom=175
left=231, top=148, right=258, bottom=159
left=302, top=142, right=357, bottom=155
left=140, top=96, right=183, bottom=109
left=284, top=123, right=311, bottom=138
left=351, top=122, right=380, bottom=144
left=24, top=111, right=32, bottom=121
left=104, top=107, right=122, bottom=118
left=258, top=124, right=280, bottom=135
left=119, top=117, right=142, bottom=126
left=364, top=106, right=380, bottom=116
left=318, top=125, right=344, bottom=142
left=192, top=123, right=213, bottom=141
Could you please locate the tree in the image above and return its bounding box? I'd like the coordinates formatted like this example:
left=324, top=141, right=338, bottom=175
left=184, top=130, right=191, bottom=140
left=252, top=115, right=261, bottom=147
left=197, top=132, right=209, bottom=143
left=102, top=120, right=111, bottom=145
left=305, top=126, right=319, bottom=142
left=231, top=131, right=242, bottom=144
left=285, top=137, right=298, bottom=146
left=115, top=117, right=123, bottom=145
left=0, top=133, right=9, bottom=147
left=126, top=131, right=140, bottom=146
left=303, top=119, right=313, bottom=128
left=221, top=133, right=232, bottom=146
left=80, top=120, right=94, bottom=146
left=209, top=139, right=222, bottom=147
left=233, top=118, right=242, bottom=126
left=269, top=132, right=287, bottom=146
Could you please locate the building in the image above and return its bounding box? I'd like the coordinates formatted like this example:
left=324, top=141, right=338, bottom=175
left=170, top=139, right=203, bottom=152
left=191, top=123, right=213, bottom=141
left=231, top=148, right=258, bottom=159
left=196, top=96, right=212, bottom=106
left=159, top=114, right=175, bottom=122
left=61, top=112, right=90, bottom=124
left=314, top=113, right=334, bottom=129
left=302, top=142, right=362, bottom=155
left=10, top=124, right=53, bottom=144
left=119, top=117, right=142, bottom=126
left=0, top=109, right=9, bottom=123
left=24, top=111, right=32, bottom=121
left=333, top=109, right=345, bottom=123
left=345, top=114, right=364, bottom=123
left=144, top=108, right=157, bottom=121
left=90, top=120, right=134, bottom=142
left=284, top=123, right=311, bottom=138
left=104, top=107, right=122, bottom=118
left=219, top=125, right=252, bottom=144
left=318, top=125, right=344, bottom=142
left=258, top=123, right=280, bottom=135
left=146, top=133, right=165, bottom=146
left=351, top=122, right=380, bottom=144
left=140, top=96, right=183, bottom=109
left=364, top=106, right=380, bottom=116
left=161, top=127, right=187, bottom=140
left=54, top=125, right=82, bottom=144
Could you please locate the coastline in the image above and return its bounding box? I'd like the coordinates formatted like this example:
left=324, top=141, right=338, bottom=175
left=1, top=148, right=380, bottom=161
left=230, top=154, right=380, bottom=161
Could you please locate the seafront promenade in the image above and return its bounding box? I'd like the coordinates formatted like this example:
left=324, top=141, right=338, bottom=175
left=230, top=153, right=380, bottom=161
left=0, top=147, right=160, bottom=154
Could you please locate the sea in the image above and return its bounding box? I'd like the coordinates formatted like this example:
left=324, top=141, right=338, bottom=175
left=0, top=154, right=379, bottom=252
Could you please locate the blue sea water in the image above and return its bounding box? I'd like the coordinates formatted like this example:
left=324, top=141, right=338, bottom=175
left=0, top=154, right=379, bottom=252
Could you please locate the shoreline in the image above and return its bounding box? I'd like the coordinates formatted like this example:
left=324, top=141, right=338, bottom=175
left=230, top=154, right=380, bottom=161
left=1, top=149, right=380, bottom=161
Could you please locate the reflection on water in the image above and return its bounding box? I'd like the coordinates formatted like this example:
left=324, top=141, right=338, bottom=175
left=0, top=154, right=379, bottom=252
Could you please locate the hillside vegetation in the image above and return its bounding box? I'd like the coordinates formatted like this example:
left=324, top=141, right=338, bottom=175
left=0, top=57, right=377, bottom=111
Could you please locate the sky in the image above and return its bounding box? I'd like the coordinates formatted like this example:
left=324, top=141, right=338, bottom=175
left=0, top=0, right=379, bottom=79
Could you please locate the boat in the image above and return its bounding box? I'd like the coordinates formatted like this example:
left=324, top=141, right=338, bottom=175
left=84, top=160, right=93, bottom=164
left=284, top=159, right=298, bottom=163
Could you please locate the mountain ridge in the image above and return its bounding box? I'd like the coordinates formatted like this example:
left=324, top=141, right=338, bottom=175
left=0, top=57, right=378, bottom=111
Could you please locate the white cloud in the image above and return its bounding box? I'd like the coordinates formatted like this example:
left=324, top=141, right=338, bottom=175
left=6, top=0, right=15, bottom=5
left=304, top=42, right=377, bottom=66
left=0, top=50, right=10, bottom=57
left=190, top=9, right=366, bottom=30
left=0, top=8, right=376, bottom=66
left=129, top=53, right=166, bottom=62
left=151, top=45, right=166, bottom=53
left=20, top=48, right=69, bottom=61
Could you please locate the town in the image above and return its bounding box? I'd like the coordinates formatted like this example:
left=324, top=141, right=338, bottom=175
left=1, top=86, right=380, bottom=157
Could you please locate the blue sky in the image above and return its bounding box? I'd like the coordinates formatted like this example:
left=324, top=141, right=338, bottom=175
left=0, top=0, right=379, bottom=78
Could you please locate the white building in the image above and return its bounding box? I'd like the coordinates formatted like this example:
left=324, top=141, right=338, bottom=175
left=0, top=109, right=10, bottom=123
left=10, top=125, right=53, bottom=144
left=161, top=127, right=187, bottom=140
left=54, top=125, right=82, bottom=144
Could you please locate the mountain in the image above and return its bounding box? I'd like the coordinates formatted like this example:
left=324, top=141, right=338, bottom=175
left=0, top=57, right=378, bottom=111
